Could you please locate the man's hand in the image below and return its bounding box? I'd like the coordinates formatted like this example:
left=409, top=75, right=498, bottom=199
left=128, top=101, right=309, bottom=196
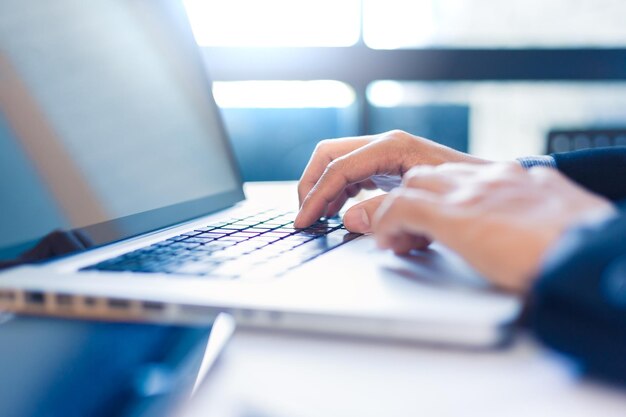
left=294, top=130, right=488, bottom=230
left=373, top=163, right=616, bottom=292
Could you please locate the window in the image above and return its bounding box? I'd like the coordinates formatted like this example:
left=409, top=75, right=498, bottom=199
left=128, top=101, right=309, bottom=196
left=215, top=81, right=357, bottom=181
left=363, top=0, right=626, bottom=49
left=183, top=0, right=360, bottom=47
left=213, top=81, right=355, bottom=108
left=368, top=81, right=626, bottom=158
left=182, top=1, right=626, bottom=179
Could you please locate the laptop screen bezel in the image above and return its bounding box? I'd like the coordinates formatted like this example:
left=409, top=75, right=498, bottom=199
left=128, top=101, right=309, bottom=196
left=0, top=0, right=246, bottom=266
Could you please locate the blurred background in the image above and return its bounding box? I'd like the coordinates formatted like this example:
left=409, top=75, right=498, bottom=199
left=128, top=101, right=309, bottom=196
left=182, top=0, right=626, bottom=181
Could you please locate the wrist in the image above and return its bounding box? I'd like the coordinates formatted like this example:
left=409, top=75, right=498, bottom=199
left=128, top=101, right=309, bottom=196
left=517, top=155, right=557, bottom=169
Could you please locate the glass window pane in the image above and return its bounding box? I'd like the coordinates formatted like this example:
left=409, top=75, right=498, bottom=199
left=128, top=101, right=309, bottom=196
left=213, top=81, right=357, bottom=181
left=364, top=0, right=626, bottom=49
left=368, top=81, right=626, bottom=159
left=183, top=0, right=360, bottom=47
left=213, top=80, right=355, bottom=108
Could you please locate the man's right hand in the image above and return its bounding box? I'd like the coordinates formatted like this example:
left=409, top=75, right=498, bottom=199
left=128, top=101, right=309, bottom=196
left=294, top=130, right=489, bottom=231
left=372, top=163, right=616, bottom=292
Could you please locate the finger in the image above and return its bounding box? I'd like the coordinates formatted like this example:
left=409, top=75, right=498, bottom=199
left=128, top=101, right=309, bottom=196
left=390, top=233, right=432, bottom=254
left=297, top=137, right=372, bottom=206
left=402, top=165, right=457, bottom=194
left=373, top=189, right=442, bottom=250
left=324, top=190, right=349, bottom=220
left=402, top=163, right=491, bottom=194
left=325, top=183, right=363, bottom=219
left=359, top=178, right=379, bottom=191
left=387, top=232, right=431, bottom=255
left=295, top=139, right=407, bottom=228
left=343, top=194, right=386, bottom=233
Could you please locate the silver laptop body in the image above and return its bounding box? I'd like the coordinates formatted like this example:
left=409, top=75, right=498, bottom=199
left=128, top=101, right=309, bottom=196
left=0, top=0, right=520, bottom=346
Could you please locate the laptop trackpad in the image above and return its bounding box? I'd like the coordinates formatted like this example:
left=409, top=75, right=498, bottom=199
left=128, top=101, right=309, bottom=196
left=380, top=244, right=497, bottom=291
left=276, top=236, right=520, bottom=320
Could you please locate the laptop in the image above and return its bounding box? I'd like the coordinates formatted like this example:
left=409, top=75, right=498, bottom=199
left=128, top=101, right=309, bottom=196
left=0, top=0, right=520, bottom=346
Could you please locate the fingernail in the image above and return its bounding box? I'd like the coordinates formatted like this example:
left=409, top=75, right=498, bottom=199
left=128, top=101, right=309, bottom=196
left=294, top=212, right=303, bottom=228
left=345, top=208, right=371, bottom=233
left=344, top=209, right=370, bottom=233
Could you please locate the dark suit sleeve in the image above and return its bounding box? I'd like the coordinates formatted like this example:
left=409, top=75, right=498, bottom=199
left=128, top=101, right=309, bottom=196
left=529, top=210, right=626, bottom=385
left=552, top=147, right=626, bottom=202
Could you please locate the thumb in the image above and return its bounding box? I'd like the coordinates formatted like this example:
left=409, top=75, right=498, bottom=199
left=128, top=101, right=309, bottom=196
left=343, top=194, right=387, bottom=233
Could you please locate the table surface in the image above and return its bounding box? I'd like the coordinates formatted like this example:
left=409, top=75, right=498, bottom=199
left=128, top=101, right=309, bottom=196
left=179, top=182, right=626, bottom=417
left=182, top=329, right=626, bottom=417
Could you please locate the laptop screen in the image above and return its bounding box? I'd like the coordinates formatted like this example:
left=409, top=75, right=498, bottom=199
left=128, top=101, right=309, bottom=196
left=0, top=0, right=244, bottom=265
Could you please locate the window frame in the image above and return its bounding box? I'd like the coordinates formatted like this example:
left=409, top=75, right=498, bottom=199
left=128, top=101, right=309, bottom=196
left=203, top=46, right=626, bottom=134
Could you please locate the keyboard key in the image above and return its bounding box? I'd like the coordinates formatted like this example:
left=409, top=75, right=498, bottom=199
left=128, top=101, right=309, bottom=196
left=321, top=217, right=343, bottom=226
left=204, top=251, right=236, bottom=262
left=258, top=244, right=295, bottom=256
left=191, top=245, right=221, bottom=253
left=181, top=231, right=203, bottom=237
left=219, top=245, right=258, bottom=257
left=234, top=230, right=262, bottom=236
left=202, top=241, right=237, bottom=251
left=231, top=220, right=262, bottom=226
left=324, top=229, right=361, bottom=247
left=194, top=226, right=217, bottom=233
left=259, top=231, right=291, bottom=238
left=306, top=223, right=339, bottom=232
left=174, top=261, right=221, bottom=275
left=204, top=222, right=230, bottom=228
left=261, top=222, right=291, bottom=228
left=283, top=243, right=327, bottom=260
left=264, top=251, right=315, bottom=272
left=218, top=224, right=250, bottom=231
left=218, top=236, right=250, bottom=242
left=249, top=235, right=283, bottom=243
left=232, top=241, right=268, bottom=252
left=197, top=232, right=229, bottom=238
left=168, top=242, right=202, bottom=250
left=226, top=232, right=258, bottom=239
left=244, top=227, right=275, bottom=233
left=298, top=229, right=330, bottom=237
left=182, top=237, right=214, bottom=244
left=281, top=235, right=315, bottom=245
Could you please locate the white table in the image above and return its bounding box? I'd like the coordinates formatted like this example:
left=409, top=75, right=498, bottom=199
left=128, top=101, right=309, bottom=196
left=182, top=329, right=626, bottom=417
left=179, top=182, right=626, bottom=417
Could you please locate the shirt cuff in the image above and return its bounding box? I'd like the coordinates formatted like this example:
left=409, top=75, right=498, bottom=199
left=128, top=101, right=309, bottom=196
left=517, top=155, right=557, bottom=170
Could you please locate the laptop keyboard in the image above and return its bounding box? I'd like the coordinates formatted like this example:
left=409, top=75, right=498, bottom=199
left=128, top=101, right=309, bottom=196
left=82, top=210, right=361, bottom=279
